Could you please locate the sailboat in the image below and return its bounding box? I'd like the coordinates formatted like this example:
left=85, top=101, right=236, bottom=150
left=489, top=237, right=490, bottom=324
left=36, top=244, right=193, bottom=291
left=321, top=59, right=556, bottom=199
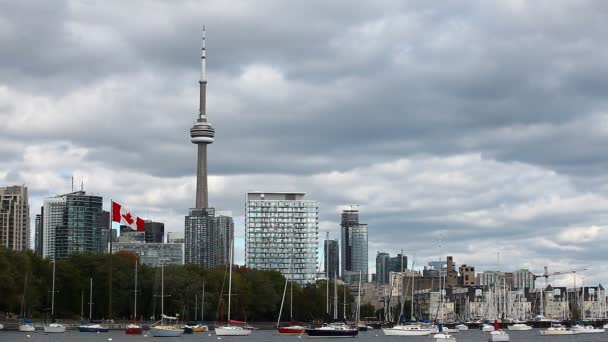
left=433, top=254, right=456, bottom=342
left=79, top=278, right=109, bottom=332
left=277, top=253, right=305, bottom=334
left=191, top=283, right=209, bottom=332
left=215, top=242, right=252, bottom=336
left=150, top=251, right=184, bottom=337
left=18, top=273, right=35, bottom=332
left=44, top=260, right=66, bottom=333
left=305, top=275, right=358, bottom=338
left=125, top=261, right=143, bottom=334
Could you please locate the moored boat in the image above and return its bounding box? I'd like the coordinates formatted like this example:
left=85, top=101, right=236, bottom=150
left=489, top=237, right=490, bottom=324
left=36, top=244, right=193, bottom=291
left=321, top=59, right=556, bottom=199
left=150, top=325, right=184, bottom=337
left=456, top=324, right=468, bottom=331
left=278, top=325, right=306, bottom=334
left=488, top=330, right=510, bottom=342
left=382, top=324, right=433, bottom=336
left=571, top=325, right=605, bottom=334
left=18, top=323, right=35, bottom=332
left=44, top=323, right=66, bottom=333
left=192, top=323, right=209, bottom=332
left=79, top=324, right=109, bottom=333
left=305, top=323, right=358, bottom=337
left=125, top=323, right=143, bottom=335
left=482, top=324, right=495, bottom=332
left=507, top=323, right=531, bottom=331
left=539, top=325, right=578, bottom=336
left=433, top=332, right=457, bottom=341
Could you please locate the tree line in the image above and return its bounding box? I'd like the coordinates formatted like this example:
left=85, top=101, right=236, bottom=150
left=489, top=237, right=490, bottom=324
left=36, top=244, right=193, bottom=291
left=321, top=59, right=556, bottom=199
left=0, top=248, right=376, bottom=322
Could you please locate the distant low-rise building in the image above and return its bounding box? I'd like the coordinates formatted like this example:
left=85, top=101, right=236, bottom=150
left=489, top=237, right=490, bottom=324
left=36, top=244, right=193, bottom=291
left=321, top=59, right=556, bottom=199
left=112, top=242, right=184, bottom=266
left=167, top=231, right=185, bottom=244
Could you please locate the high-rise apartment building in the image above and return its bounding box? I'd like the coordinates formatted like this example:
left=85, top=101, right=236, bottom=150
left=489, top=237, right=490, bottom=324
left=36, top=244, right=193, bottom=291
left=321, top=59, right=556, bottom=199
left=375, top=252, right=390, bottom=284
left=144, top=221, right=164, bottom=243
left=513, top=269, right=535, bottom=289
left=0, top=185, right=30, bottom=251
left=324, top=239, right=339, bottom=279
left=389, top=253, right=408, bottom=273
left=245, top=192, right=319, bottom=285
left=341, top=208, right=368, bottom=283
left=41, top=191, right=103, bottom=259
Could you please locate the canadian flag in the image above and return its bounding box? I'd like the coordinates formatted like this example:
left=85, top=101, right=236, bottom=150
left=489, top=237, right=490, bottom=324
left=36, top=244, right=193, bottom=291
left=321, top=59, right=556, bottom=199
left=112, top=201, right=145, bottom=231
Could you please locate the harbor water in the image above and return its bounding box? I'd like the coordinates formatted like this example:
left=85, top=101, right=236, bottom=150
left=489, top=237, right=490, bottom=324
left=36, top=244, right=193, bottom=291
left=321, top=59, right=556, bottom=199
left=0, top=329, right=606, bottom=342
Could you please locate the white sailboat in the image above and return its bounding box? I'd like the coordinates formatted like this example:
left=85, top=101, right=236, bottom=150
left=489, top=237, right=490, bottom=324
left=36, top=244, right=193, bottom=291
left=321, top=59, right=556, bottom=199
left=44, top=260, right=66, bottom=333
left=125, top=261, right=143, bottom=334
left=215, top=241, right=252, bottom=336
left=78, top=278, right=109, bottom=332
left=18, top=273, right=35, bottom=332
left=433, top=252, right=456, bottom=342
left=150, top=251, right=184, bottom=337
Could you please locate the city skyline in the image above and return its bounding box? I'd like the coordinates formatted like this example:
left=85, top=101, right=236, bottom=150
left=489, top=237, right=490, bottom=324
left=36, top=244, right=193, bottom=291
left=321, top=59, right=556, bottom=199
left=0, top=2, right=607, bottom=286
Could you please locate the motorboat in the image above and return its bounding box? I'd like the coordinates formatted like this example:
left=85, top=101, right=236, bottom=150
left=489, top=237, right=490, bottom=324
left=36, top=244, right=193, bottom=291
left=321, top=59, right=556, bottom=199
left=482, top=324, right=495, bottom=332
left=488, top=330, right=510, bottom=342
left=382, top=324, right=433, bottom=336
left=215, top=325, right=253, bottom=336
left=183, top=325, right=194, bottom=334
left=539, top=325, right=578, bottom=336
left=150, top=325, right=184, bottom=337
left=0, top=324, right=4, bottom=330
left=571, top=325, right=605, bottom=334
left=433, top=332, right=457, bottom=341
left=443, top=327, right=460, bottom=333
left=78, top=324, right=109, bottom=332
left=305, top=323, right=358, bottom=337
left=43, top=323, right=66, bottom=333
left=125, top=323, right=143, bottom=335
left=507, top=323, right=531, bottom=331
left=456, top=324, right=468, bottom=331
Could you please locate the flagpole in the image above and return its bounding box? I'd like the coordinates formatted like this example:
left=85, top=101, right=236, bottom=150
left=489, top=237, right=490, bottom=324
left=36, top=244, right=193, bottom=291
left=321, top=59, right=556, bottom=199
left=109, top=198, right=113, bottom=321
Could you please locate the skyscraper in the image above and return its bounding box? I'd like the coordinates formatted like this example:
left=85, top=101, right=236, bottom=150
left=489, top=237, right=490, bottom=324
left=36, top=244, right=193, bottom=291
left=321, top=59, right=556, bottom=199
left=375, top=252, right=390, bottom=284
left=245, top=192, right=319, bottom=285
left=144, top=221, right=164, bottom=243
left=0, top=185, right=30, bottom=251
left=389, top=253, right=408, bottom=273
left=35, top=209, right=43, bottom=256
left=324, top=239, right=339, bottom=279
left=41, top=191, right=103, bottom=259
left=341, top=208, right=368, bottom=282
left=184, top=28, right=233, bottom=268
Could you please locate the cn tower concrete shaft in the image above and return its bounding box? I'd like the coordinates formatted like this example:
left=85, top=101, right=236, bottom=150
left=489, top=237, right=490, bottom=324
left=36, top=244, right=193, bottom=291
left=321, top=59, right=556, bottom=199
left=196, top=144, right=208, bottom=208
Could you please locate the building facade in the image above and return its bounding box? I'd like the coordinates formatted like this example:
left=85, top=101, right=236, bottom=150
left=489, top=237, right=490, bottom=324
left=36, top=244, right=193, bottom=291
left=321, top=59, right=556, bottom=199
left=167, top=231, right=185, bottom=244
left=112, top=242, right=184, bottom=266
left=513, top=269, right=535, bottom=289
left=341, top=209, right=368, bottom=283
left=0, top=185, right=30, bottom=251
left=245, top=192, right=319, bottom=285
left=41, top=191, right=103, bottom=259
left=144, top=221, right=164, bottom=243
left=324, top=239, right=339, bottom=279
left=35, top=210, right=43, bottom=256
left=185, top=208, right=233, bottom=268
left=376, top=252, right=390, bottom=284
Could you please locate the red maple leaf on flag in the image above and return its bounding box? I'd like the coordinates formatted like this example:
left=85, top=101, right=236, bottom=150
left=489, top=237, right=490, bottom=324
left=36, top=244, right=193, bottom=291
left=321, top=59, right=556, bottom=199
left=122, top=212, right=134, bottom=225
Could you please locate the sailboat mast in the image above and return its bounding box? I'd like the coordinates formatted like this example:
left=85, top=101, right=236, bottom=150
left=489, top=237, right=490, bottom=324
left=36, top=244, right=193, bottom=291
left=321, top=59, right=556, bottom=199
left=411, top=256, right=416, bottom=320
left=202, top=282, right=205, bottom=321
left=133, top=261, right=138, bottom=320
left=51, top=259, right=56, bottom=317
left=89, top=278, right=93, bottom=322
left=161, top=260, right=164, bottom=324
left=334, top=272, right=338, bottom=320
left=357, top=271, right=362, bottom=325
left=290, top=279, right=293, bottom=320
left=228, top=239, right=233, bottom=321
left=277, top=272, right=289, bottom=327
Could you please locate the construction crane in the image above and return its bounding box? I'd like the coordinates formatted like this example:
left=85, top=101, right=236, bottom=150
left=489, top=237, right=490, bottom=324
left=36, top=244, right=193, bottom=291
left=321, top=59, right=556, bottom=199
left=533, top=266, right=587, bottom=280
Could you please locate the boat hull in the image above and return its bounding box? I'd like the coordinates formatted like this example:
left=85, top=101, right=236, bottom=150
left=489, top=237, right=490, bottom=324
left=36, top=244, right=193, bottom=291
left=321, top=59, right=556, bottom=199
left=434, top=333, right=457, bottom=341
left=539, top=330, right=577, bottom=336
left=18, top=325, right=36, bottom=332
left=125, top=325, right=143, bottom=334
left=44, top=324, right=66, bottom=333
left=193, top=325, right=209, bottom=332
left=507, top=325, right=531, bottom=331
left=305, top=329, right=358, bottom=337
left=79, top=325, right=109, bottom=333
left=215, top=326, right=252, bottom=336
left=278, top=326, right=306, bottom=334
left=489, top=331, right=510, bottom=342
left=150, top=326, right=185, bottom=337
left=382, top=327, right=432, bottom=336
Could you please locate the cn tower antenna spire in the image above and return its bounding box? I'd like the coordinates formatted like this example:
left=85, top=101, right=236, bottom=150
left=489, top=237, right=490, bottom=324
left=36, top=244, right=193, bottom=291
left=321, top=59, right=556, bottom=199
left=191, top=24, right=215, bottom=209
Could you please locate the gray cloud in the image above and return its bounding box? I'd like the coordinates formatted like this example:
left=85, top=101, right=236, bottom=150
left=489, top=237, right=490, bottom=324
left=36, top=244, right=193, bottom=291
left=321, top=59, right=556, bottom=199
left=1, top=0, right=608, bottom=284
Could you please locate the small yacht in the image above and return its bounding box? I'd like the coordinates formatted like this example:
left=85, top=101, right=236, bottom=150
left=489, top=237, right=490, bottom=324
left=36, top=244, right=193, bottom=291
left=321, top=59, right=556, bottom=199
left=488, top=330, right=510, bottom=342
left=382, top=324, right=433, bottom=336
left=539, top=324, right=578, bottom=336
left=507, top=323, right=531, bottom=331
left=455, top=324, right=468, bottom=331
left=570, top=325, right=605, bottom=334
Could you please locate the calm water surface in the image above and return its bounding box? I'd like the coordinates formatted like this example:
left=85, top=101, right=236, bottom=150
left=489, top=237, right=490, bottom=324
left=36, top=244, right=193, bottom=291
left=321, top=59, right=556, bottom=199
left=0, top=329, right=606, bottom=342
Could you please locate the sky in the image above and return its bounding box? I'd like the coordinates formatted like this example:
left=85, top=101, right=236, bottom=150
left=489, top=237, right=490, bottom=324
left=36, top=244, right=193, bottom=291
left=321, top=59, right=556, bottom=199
left=1, top=0, right=607, bottom=287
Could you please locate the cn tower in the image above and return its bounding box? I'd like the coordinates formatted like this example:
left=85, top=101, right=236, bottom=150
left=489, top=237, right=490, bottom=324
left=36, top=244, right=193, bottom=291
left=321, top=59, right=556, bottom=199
left=190, top=26, right=215, bottom=208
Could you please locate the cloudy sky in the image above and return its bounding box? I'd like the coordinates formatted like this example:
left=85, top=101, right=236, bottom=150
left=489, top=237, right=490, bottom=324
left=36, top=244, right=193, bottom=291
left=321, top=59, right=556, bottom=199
left=1, top=0, right=607, bottom=286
